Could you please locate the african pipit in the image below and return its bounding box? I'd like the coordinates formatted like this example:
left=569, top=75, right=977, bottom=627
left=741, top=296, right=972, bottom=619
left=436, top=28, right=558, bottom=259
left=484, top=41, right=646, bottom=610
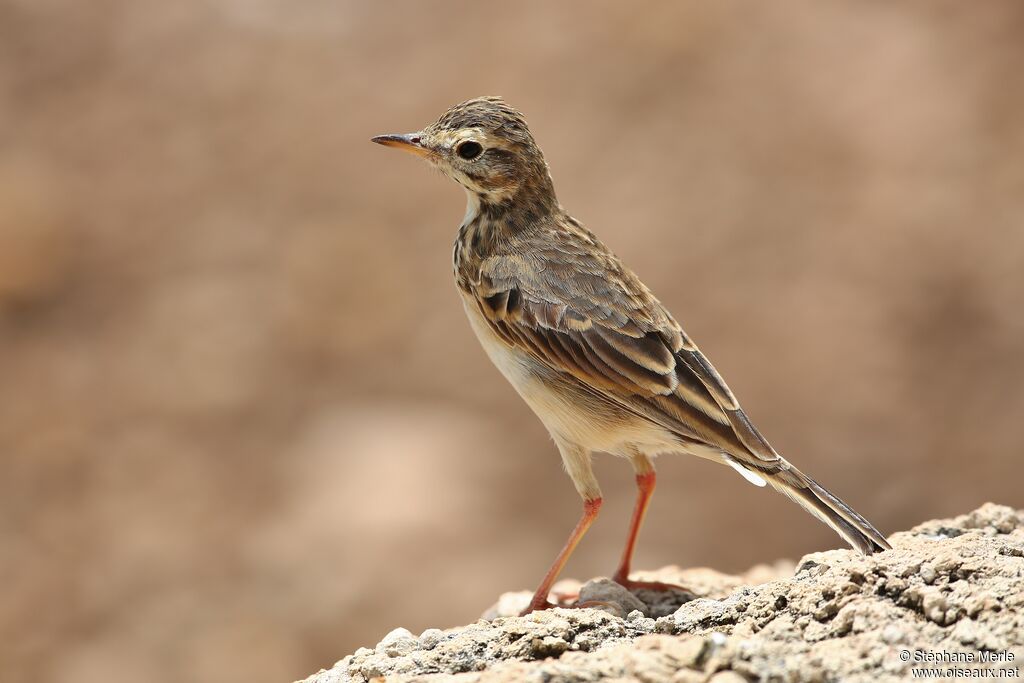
left=372, top=97, right=890, bottom=615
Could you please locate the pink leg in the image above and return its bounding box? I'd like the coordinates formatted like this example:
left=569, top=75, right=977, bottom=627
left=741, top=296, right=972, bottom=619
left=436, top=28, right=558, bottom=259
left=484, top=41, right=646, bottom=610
left=613, top=471, right=656, bottom=585
left=521, top=497, right=603, bottom=615
left=613, top=462, right=691, bottom=594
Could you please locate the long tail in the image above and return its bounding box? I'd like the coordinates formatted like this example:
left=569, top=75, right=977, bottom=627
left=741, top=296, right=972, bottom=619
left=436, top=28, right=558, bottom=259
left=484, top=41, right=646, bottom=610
left=767, top=467, right=891, bottom=554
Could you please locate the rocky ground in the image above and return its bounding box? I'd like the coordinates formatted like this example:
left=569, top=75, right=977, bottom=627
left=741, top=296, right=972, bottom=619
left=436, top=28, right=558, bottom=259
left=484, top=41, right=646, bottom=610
left=301, top=504, right=1024, bottom=682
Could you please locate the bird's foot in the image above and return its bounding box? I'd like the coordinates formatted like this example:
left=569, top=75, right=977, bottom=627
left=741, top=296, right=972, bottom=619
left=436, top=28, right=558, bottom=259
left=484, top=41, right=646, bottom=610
left=518, top=587, right=620, bottom=616
left=518, top=598, right=620, bottom=616
left=613, top=574, right=694, bottom=597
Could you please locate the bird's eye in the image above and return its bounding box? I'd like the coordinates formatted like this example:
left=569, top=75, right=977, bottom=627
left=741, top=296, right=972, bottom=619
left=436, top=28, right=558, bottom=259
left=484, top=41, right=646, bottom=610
left=456, top=141, right=483, bottom=161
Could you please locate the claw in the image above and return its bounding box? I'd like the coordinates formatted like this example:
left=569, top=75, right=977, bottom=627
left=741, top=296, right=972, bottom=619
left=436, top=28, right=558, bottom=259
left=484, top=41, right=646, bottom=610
left=614, top=576, right=694, bottom=596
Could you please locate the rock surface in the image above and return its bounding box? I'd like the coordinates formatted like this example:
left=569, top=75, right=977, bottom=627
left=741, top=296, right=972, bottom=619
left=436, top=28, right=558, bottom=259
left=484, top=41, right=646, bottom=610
left=301, top=504, right=1024, bottom=682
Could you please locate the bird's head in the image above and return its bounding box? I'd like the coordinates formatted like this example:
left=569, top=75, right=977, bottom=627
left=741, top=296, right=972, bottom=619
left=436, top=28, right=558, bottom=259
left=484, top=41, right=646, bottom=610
left=372, top=97, right=556, bottom=210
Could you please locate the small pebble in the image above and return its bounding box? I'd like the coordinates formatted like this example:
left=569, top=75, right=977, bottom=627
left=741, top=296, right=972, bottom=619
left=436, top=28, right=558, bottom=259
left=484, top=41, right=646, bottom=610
left=881, top=624, right=904, bottom=644
left=377, top=627, right=418, bottom=657
left=578, top=578, right=648, bottom=617
left=655, top=616, right=676, bottom=633
left=419, top=628, right=443, bottom=649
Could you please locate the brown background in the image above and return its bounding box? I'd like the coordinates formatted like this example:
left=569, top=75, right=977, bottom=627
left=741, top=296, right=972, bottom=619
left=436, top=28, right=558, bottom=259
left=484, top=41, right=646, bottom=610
left=2, top=2, right=1023, bottom=682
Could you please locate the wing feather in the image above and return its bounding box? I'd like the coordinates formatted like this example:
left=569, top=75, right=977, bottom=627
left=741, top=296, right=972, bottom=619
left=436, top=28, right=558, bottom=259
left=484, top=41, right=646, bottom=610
left=465, top=239, right=747, bottom=451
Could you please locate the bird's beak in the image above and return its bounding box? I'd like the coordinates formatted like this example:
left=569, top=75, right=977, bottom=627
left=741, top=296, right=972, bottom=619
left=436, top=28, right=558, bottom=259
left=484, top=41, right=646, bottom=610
left=370, top=133, right=431, bottom=158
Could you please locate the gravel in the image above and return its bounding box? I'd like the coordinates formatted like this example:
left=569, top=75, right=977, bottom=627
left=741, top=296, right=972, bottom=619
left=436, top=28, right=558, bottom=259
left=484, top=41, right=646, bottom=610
left=300, top=503, right=1024, bottom=682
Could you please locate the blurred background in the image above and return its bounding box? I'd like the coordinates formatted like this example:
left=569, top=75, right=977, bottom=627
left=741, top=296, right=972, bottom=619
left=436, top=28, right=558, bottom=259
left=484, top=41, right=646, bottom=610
left=2, top=1, right=1023, bottom=681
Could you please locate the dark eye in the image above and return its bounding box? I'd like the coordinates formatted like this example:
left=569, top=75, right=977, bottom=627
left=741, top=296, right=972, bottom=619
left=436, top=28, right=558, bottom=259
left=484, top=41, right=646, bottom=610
left=456, top=141, right=483, bottom=160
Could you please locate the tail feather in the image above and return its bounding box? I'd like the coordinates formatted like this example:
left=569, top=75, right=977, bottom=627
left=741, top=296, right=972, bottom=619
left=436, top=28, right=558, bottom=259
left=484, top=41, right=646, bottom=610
left=767, top=469, right=891, bottom=555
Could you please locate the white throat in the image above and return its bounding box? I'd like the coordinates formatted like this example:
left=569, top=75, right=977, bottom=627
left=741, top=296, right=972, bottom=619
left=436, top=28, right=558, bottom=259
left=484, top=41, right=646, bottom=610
left=462, top=190, right=481, bottom=227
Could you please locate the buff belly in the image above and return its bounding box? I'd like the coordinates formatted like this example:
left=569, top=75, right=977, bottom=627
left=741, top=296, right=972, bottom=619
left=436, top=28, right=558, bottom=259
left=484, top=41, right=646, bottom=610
left=460, top=295, right=684, bottom=457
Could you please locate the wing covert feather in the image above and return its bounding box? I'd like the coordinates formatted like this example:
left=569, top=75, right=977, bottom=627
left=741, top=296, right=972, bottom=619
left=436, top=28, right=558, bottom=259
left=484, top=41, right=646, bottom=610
left=466, top=232, right=780, bottom=467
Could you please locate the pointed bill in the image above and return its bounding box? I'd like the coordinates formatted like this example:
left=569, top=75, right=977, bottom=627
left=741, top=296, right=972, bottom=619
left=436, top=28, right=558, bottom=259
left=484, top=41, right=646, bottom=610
left=370, top=133, right=431, bottom=157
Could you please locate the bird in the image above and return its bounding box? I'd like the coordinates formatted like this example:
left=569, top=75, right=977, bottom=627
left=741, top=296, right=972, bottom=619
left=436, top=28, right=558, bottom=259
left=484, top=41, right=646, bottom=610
left=371, top=97, right=890, bottom=615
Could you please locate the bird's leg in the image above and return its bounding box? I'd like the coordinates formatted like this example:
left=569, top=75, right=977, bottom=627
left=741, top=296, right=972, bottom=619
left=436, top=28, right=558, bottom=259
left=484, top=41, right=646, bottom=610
left=520, top=496, right=603, bottom=615
left=612, top=453, right=655, bottom=586
left=520, top=443, right=606, bottom=615
left=612, top=453, right=691, bottom=595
